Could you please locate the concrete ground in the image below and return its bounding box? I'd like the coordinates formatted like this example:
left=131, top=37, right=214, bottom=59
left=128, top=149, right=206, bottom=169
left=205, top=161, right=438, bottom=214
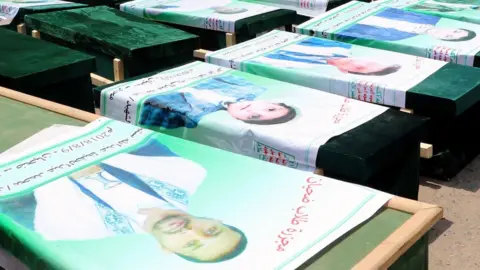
left=420, top=156, right=480, bottom=270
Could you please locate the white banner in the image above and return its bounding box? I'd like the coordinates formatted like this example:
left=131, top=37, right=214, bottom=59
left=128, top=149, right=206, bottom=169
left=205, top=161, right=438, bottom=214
left=101, top=61, right=388, bottom=171
left=0, top=0, right=71, bottom=26
left=206, top=30, right=446, bottom=108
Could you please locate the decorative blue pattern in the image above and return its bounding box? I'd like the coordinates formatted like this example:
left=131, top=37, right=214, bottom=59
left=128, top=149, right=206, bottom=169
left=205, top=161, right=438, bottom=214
left=95, top=203, right=134, bottom=235
left=148, top=180, right=189, bottom=205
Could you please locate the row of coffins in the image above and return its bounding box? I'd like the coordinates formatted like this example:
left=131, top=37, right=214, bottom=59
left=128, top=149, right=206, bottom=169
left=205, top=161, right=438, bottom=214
left=2, top=0, right=478, bottom=184
left=0, top=0, right=456, bottom=268
left=0, top=88, right=442, bottom=269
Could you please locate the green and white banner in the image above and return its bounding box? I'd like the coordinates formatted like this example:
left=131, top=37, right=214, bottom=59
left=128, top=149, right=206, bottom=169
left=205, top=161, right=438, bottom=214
left=374, top=0, right=480, bottom=24
left=0, top=118, right=391, bottom=269
left=296, top=1, right=480, bottom=66
left=120, top=0, right=279, bottom=33
left=206, top=30, right=445, bottom=108
left=241, top=0, right=329, bottom=17
left=0, top=0, right=70, bottom=25
left=100, top=61, right=387, bottom=171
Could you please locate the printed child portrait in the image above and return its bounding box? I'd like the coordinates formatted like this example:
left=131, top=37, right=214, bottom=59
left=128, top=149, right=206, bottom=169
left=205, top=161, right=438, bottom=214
left=139, top=74, right=297, bottom=129
left=338, top=7, right=477, bottom=42
left=251, top=37, right=402, bottom=76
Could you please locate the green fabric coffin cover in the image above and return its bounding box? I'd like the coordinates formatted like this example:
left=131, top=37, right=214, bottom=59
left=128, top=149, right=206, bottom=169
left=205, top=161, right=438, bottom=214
left=0, top=28, right=95, bottom=112
left=94, top=62, right=427, bottom=199
left=61, top=0, right=124, bottom=6
left=119, top=0, right=297, bottom=50
left=241, top=0, right=371, bottom=24
left=0, top=95, right=428, bottom=270
left=1, top=1, right=86, bottom=30
left=375, top=0, right=480, bottom=25
left=296, top=1, right=480, bottom=67
left=294, top=2, right=480, bottom=179
left=24, top=6, right=200, bottom=79
left=206, top=30, right=480, bottom=120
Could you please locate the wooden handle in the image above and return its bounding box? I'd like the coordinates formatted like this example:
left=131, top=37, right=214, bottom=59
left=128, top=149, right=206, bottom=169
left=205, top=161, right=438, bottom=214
left=31, top=30, right=41, bottom=39
left=91, top=73, right=113, bottom=86
left=420, top=143, right=433, bottom=159
left=113, top=58, right=125, bottom=82
left=193, top=49, right=211, bottom=60
left=0, top=87, right=100, bottom=122
left=16, top=24, right=26, bottom=35
left=226, top=33, right=236, bottom=47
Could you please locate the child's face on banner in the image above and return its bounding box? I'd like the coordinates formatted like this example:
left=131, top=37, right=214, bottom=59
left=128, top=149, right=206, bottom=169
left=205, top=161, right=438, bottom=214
left=150, top=211, right=242, bottom=261
left=427, top=27, right=469, bottom=40
left=329, top=57, right=393, bottom=75
left=227, top=101, right=289, bottom=122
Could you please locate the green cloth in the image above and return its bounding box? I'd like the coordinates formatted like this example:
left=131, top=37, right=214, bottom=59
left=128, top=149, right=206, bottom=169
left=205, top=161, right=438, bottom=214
left=0, top=28, right=95, bottom=112
left=24, top=6, right=200, bottom=79
left=93, top=75, right=427, bottom=200
left=0, top=96, right=85, bottom=151
left=0, top=94, right=428, bottom=270
left=242, top=0, right=373, bottom=24
left=406, top=64, right=480, bottom=180
left=305, top=209, right=428, bottom=270
left=60, top=0, right=123, bottom=6
left=420, top=101, right=480, bottom=180
left=407, top=63, right=480, bottom=119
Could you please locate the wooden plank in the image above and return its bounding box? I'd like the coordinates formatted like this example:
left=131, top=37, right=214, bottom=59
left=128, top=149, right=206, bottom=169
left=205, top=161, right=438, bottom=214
left=354, top=197, right=442, bottom=270
left=31, top=30, right=41, bottom=39
left=16, top=24, right=26, bottom=35
left=113, top=58, right=124, bottom=82
left=91, top=73, right=113, bottom=87
left=314, top=168, right=325, bottom=176
left=193, top=49, right=210, bottom=59
left=420, top=143, right=433, bottom=159
left=400, top=108, right=414, bottom=114
left=226, top=33, right=236, bottom=47
left=0, top=86, right=99, bottom=122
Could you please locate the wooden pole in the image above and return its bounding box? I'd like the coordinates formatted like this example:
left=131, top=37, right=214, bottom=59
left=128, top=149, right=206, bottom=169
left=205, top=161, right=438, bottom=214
left=31, top=30, right=41, bottom=39
left=226, top=33, right=236, bottom=47
left=0, top=87, right=99, bottom=122
left=113, top=58, right=125, bottom=82
left=16, top=24, right=26, bottom=35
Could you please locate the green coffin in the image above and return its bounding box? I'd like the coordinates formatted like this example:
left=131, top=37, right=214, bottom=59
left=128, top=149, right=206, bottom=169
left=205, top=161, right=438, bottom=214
left=0, top=28, right=95, bottom=112
left=94, top=62, right=427, bottom=200
left=0, top=94, right=428, bottom=270
left=24, top=6, right=200, bottom=80
left=120, top=0, right=297, bottom=50
left=375, top=0, right=480, bottom=25
left=296, top=1, right=480, bottom=67
left=241, top=0, right=371, bottom=24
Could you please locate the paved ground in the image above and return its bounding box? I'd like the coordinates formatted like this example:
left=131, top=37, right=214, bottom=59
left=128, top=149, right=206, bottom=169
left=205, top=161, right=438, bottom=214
left=420, top=156, right=480, bottom=270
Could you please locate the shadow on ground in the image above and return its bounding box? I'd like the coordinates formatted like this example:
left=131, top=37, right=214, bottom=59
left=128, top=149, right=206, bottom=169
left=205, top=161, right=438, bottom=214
left=420, top=155, right=480, bottom=193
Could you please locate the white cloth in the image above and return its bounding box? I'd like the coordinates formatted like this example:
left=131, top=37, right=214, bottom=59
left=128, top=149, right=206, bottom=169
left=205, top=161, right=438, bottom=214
left=146, top=0, right=233, bottom=13
left=358, top=15, right=433, bottom=34
left=33, top=153, right=206, bottom=240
